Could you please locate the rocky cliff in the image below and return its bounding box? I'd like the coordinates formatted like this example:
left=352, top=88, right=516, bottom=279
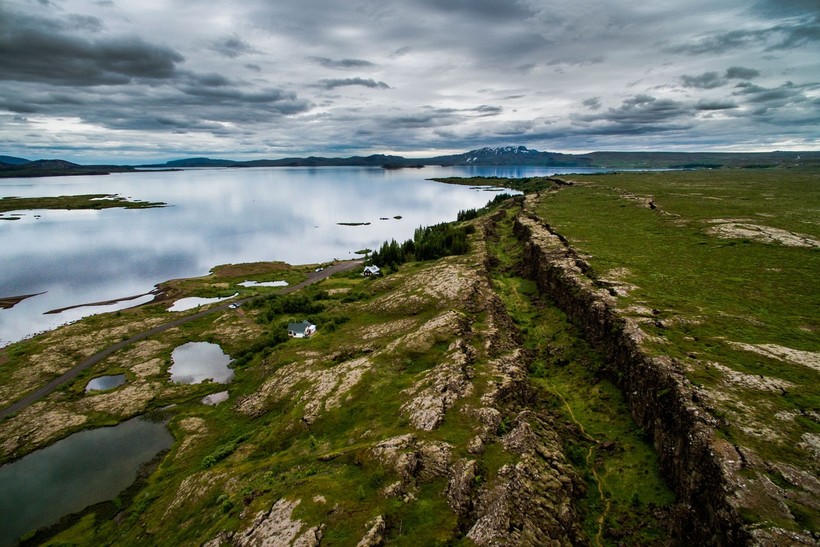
left=513, top=193, right=815, bottom=545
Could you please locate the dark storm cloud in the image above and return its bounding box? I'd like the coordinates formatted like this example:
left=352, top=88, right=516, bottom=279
left=416, top=0, right=536, bottom=21
left=0, top=8, right=184, bottom=86
left=582, top=97, right=602, bottom=110
left=665, top=14, right=820, bottom=55
left=773, top=15, right=820, bottom=50
left=65, top=14, right=105, bottom=32
left=695, top=100, right=738, bottom=111
left=181, top=85, right=308, bottom=109
left=316, top=78, right=390, bottom=90
left=681, top=72, right=726, bottom=89
left=665, top=29, right=767, bottom=55
left=211, top=36, right=257, bottom=58
left=752, top=0, right=820, bottom=17
left=310, top=57, right=377, bottom=70
left=725, top=66, right=760, bottom=80
left=188, top=73, right=232, bottom=87
left=474, top=105, right=502, bottom=116
left=732, top=81, right=813, bottom=104
left=574, top=95, right=694, bottom=135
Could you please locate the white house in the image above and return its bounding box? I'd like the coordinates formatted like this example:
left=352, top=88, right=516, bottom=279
left=288, top=320, right=316, bottom=338
left=362, top=265, right=381, bottom=276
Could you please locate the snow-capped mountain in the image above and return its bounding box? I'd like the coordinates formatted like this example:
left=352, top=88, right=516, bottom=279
left=432, top=146, right=590, bottom=167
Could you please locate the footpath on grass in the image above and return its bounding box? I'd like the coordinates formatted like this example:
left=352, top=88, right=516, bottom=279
left=0, top=259, right=364, bottom=421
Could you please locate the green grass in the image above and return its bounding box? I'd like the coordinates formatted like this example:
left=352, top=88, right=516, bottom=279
left=0, top=194, right=165, bottom=214
left=484, top=202, right=675, bottom=544
left=531, top=169, right=819, bottom=532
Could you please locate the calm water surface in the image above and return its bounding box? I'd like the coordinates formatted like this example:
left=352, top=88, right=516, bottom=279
left=0, top=416, right=173, bottom=546
left=169, top=341, right=233, bottom=384
left=0, top=165, right=603, bottom=345
left=85, top=374, right=126, bottom=392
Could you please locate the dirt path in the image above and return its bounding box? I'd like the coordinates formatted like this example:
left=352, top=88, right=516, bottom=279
left=0, top=259, right=364, bottom=421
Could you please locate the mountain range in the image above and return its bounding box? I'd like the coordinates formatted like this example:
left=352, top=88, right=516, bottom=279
left=146, top=146, right=818, bottom=169
left=2, top=146, right=819, bottom=177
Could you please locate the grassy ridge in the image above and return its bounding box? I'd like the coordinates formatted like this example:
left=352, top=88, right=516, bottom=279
left=483, top=205, right=675, bottom=543
left=532, top=169, right=819, bottom=532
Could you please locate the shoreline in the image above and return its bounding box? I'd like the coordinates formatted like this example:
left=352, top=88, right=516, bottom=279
left=0, top=259, right=364, bottom=421
left=0, top=292, right=46, bottom=310
left=43, top=289, right=161, bottom=315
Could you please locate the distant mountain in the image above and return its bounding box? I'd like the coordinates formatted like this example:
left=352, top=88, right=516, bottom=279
left=147, top=147, right=593, bottom=169
left=430, top=146, right=592, bottom=167
left=0, top=155, right=30, bottom=166
left=163, top=157, right=240, bottom=167
left=0, top=158, right=137, bottom=178
left=4, top=147, right=819, bottom=178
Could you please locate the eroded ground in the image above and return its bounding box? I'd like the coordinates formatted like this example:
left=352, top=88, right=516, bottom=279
left=0, top=201, right=675, bottom=546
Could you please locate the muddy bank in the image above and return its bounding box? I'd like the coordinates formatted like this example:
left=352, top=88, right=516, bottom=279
left=0, top=292, right=45, bottom=310
left=512, top=195, right=765, bottom=545
left=44, top=289, right=160, bottom=314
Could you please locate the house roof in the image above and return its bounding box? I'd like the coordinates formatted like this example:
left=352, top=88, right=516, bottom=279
left=288, top=320, right=315, bottom=333
left=363, top=265, right=381, bottom=273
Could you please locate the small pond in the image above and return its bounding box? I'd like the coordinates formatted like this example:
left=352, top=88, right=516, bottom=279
left=169, top=342, right=233, bottom=384
left=85, top=374, right=126, bottom=392
left=238, top=280, right=288, bottom=288
left=201, top=390, right=229, bottom=406
left=0, top=416, right=173, bottom=547
left=167, top=293, right=237, bottom=312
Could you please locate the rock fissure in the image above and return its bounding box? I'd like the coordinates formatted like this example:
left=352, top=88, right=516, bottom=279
left=512, top=195, right=803, bottom=545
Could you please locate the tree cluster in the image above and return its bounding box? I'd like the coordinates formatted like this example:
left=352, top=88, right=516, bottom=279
left=370, top=221, right=471, bottom=270
left=246, top=292, right=326, bottom=324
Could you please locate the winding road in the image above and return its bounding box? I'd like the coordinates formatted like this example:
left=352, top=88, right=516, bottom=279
left=0, top=259, right=364, bottom=421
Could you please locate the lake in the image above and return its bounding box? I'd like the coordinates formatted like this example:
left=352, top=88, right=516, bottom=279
left=0, top=416, right=173, bottom=546
left=0, top=165, right=603, bottom=346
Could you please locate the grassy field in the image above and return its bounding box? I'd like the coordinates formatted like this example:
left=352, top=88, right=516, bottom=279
left=531, top=169, right=819, bottom=533
left=482, top=206, right=675, bottom=543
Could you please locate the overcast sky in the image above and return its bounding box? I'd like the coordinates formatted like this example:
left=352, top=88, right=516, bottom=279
left=1, top=0, right=818, bottom=163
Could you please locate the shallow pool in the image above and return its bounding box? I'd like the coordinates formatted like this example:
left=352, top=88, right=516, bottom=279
left=169, top=342, right=233, bottom=384
left=85, top=374, right=126, bottom=392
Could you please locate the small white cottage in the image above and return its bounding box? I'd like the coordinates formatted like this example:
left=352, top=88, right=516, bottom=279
left=288, top=320, right=316, bottom=338
left=362, top=265, right=381, bottom=276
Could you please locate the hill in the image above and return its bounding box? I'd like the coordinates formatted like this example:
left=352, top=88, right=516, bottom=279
left=151, top=146, right=820, bottom=170
left=3, top=147, right=820, bottom=178
left=0, top=155, right=30, bottom=165
left=0, top=159, right=138, bottom=178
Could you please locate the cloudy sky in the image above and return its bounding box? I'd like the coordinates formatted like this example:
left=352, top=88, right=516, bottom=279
left=1, top=0, right=818, bottom=163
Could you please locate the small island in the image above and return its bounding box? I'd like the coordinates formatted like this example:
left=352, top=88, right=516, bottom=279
left=0, top=194, right=167, bottom=219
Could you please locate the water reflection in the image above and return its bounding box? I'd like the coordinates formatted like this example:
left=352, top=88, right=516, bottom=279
left=0, top=165, right=585, bottom=346
left=238, top=280, right=288, bottom=288
left=168, top=294, right=237, bottom=312
left=202, top=390, right=229, bottom=406
left=169, top=342, right=233, bottom=384
left=85, top=374, right=126, bottom=392
left=0, top=416, right=173, bottom=546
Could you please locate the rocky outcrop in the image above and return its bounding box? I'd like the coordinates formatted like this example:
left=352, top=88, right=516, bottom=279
left=467, top=410, right=581, bottom=546
left=400, top=337, right=475, bottom=431
left=512, top=196, right=783, bottom=545
left=356, top=515, right=386, bottom=547
left=205, top=498, right=323, bottom=547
